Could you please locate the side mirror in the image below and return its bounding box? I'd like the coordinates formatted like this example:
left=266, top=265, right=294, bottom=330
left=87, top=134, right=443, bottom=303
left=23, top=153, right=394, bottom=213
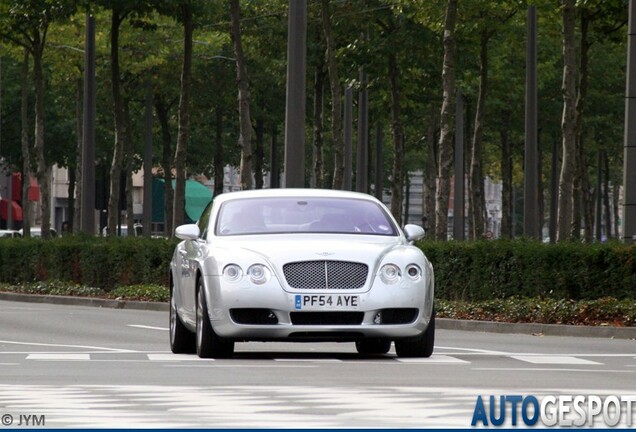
left=175, top=224, right=200, bottom=240
left=404, top=224, right=425, bottom=243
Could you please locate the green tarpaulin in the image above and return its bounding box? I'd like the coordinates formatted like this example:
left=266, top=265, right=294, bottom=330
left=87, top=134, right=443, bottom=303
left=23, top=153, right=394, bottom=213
left=152, top=179, right=213, bottom=224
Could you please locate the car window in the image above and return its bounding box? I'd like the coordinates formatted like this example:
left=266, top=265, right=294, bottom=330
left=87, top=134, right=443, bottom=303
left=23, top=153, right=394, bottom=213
left=197, top=200, right=214, bottom=239
left=215, top=197, right=397, bottom=236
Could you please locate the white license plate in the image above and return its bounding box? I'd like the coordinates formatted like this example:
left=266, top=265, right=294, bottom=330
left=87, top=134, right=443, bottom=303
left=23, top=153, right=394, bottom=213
left=294, top=294, right=359, bottom=310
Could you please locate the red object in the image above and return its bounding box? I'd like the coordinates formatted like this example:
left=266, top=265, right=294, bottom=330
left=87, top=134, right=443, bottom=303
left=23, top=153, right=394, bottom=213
left=10, top=173, right=40, bottom=202
left=0, top=198, right=23, bottom=221
left=28, top=176, right=40, bottom=201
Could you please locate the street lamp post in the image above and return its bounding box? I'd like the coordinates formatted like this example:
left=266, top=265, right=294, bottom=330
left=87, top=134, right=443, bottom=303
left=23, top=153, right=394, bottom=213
left=623, top=0, right=636, bottom=243
left=283, top=0, right=307, bottom=188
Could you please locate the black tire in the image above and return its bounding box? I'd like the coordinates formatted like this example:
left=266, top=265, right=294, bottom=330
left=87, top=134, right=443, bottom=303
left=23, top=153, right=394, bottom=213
left=196, top=280, right=234, bottom=359
left=355, top=339, right=392, bottom=355
left=395, top=310, right=435, bottom=358
left=169, top=284, right=195, bottom=354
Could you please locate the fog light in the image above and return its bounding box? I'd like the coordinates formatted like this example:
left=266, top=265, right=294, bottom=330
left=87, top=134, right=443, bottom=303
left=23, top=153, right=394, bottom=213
left=374, top=312, right=382, bottom=324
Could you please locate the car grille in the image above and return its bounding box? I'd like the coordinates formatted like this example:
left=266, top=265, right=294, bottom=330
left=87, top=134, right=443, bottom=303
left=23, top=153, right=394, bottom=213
left=282, top=260, right=368, bottom=289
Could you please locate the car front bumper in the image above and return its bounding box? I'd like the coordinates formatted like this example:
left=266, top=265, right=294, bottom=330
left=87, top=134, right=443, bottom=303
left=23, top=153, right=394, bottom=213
left=202, top=275, right=434, bottom=342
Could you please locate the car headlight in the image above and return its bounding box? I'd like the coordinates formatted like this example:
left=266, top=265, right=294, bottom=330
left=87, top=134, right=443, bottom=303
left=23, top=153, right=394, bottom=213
left=406, top=264, right=422, bottom=281
left=380, top=263, right=401, bottom=285
left=247, top=264, right=271, bottom=285
left=223, top=264, right=243, bottom=282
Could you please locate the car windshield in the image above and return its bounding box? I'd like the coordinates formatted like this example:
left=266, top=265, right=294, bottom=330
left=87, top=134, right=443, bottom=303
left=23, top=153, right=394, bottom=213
left=215, top=197, right=398, bottom=236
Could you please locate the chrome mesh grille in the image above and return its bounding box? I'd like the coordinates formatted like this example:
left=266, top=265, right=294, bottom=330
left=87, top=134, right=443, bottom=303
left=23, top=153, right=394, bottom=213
left=283, top=260, right=368, bottom=289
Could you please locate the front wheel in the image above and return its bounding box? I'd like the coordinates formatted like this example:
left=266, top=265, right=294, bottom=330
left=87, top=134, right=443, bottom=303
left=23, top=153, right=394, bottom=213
left=196, top=280, right=234, bottom=359
left=395, top=309, right=435, bottom=358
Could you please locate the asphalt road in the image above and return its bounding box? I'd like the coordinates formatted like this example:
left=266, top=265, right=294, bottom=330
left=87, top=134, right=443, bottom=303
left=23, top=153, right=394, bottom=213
left=0, top=300, right=635, bottom=428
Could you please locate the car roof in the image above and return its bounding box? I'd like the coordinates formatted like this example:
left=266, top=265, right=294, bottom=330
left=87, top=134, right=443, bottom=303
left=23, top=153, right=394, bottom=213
left=213, top=188, right=382, bottom=205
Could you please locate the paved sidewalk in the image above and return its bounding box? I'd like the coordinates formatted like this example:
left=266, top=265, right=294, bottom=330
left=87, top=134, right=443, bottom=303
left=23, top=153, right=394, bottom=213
left=2, top=291, right=635, bottom=339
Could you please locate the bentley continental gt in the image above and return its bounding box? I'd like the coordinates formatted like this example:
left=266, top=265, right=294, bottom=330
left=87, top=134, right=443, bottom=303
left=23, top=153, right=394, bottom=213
left=170, top=188, right=435, bottom=358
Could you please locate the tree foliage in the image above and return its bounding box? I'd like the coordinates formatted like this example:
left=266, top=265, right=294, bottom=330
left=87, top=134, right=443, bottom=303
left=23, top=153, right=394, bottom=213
left=0, top=0, right=628, bottom=241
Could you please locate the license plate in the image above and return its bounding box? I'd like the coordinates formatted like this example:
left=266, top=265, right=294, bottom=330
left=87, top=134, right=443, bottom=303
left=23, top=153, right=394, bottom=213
left=294, top=294, right=359, bottom=310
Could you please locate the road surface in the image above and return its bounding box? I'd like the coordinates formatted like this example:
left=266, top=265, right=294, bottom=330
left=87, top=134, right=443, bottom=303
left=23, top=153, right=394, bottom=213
left=0, top=300, right=634, bottom=428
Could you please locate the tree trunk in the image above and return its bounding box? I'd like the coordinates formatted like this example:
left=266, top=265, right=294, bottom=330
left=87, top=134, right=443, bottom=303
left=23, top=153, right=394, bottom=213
left=557, top=0, right=577, bottom=242
left=230, top=0, right=253, bottom=190
left=107, top=10, right=127, bottom=237
left=155, top=95, right=174, bottom=236
left=469, top=29, right=489, bottom=240
left=173, top=2, right=194, bottom=231
left=388, top=50, right=404, bottom=222
left=32, top=34, right=51, bottom=238
left=571, top=146, right=582, bottom=239
left=270, top=125, right=280, bottom=188
left=124, top=99, right=134, bottom=232
left=435, top=0, right=458, bottom=241
left=67, top=167, right=76, bottom=234
left=312, top=67, right=325, bottom=188
left=538, top=136, right=544, bottom=238
left=500, top=110, right=513, bottom=239
left=579, top=144, right=594, bottom=241
left=423, top=104, right=437, bottom=237
left=603, top=151, right=612, bottom=239
left=574, top=9, right=593, bottom=241
left=73, top=78, right=83, bottom=233
left=254, top=115, right=264, bottom=189
left=20, top=48, right=32, bottom=237
left=214, top=106, right=224, bottom=197
left=613, top=158, right=620, bottom=239
left=321, top=0, right=344, bottom=189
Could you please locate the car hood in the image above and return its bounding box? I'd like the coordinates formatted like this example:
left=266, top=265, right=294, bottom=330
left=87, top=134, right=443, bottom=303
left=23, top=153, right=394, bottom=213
left=212, top=234, right=404, bottom=268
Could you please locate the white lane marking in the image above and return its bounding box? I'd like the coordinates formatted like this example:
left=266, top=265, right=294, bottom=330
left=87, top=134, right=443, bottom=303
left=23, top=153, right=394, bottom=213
left=473, top=368, right=634, bottom=373
left=0, top=363, right=19, bottom=366
left=27, top=354, right=91, bottom=361
left=511, top=355, right=602, bottom=365
left=436, top=345, right=510, bottom=355
left=165, top=365, right=318, bottom=368
left=0, top=351, right=151, bottom=355
left=147, top=354, right=211, bottom=362
left=397, top=355, right=470, bottom=364
left=273, top=358, right=342, bottom=363
left=0, top=340, right=137, bottom=353
left=435, top=348, right=636, bottom=358
left=127, top=325, right=169, bottom=331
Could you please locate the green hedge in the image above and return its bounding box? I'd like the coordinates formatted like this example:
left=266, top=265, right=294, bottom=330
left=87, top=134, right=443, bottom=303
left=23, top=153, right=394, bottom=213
left=1, top=237, right=634, bottom=300
left=0, top=236, right=176, bottom=291
left=419, top=240, right=636, bottom=301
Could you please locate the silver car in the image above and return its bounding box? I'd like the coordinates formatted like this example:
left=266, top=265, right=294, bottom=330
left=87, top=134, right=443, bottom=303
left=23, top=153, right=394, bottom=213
left=170, top=188, right=435, bottom=358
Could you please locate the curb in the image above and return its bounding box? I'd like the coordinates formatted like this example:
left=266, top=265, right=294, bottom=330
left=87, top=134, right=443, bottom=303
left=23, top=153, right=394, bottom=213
left=0, top=292, right=168, bottom=312
left=437, top=318, right=636, bottom=340
left=1, top=292, right=634, bottom=339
